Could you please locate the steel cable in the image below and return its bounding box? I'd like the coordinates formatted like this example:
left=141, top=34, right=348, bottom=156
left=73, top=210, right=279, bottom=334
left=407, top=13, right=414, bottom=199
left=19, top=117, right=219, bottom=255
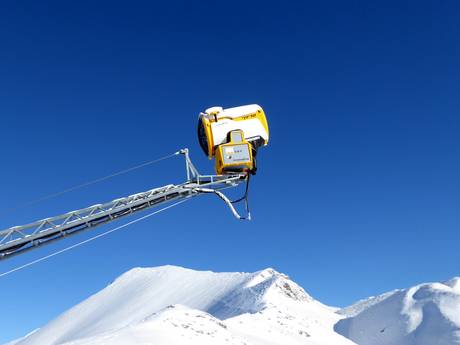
left=0, top=198, right=190, bottom=278
left=0, top=151, right=180, bottom=217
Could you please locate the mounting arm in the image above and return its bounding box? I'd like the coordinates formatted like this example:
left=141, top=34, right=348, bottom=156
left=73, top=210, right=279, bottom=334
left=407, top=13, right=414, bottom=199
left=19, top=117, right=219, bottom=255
left=0, top=149, right=248, bottom=260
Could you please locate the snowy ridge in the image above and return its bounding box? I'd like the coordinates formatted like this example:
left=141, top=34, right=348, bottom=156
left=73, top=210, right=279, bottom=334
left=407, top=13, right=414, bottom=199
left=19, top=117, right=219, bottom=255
left=337, top=290, right=399, bottom=318
left=208, top=268, right=313, bottom=319
left=11, top=266, right=460, bottom=345
left=12, top=265, right=353, bottom=345
left=335, top=277, right=460, bottom=345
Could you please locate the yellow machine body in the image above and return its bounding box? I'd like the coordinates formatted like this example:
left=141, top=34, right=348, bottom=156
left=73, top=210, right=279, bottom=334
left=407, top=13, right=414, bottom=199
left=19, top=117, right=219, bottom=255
left=197, top=104, right=268, bottom=175
left=214, top=130, right=254, bottom=175
left=198, top=104, right=269, bottom=159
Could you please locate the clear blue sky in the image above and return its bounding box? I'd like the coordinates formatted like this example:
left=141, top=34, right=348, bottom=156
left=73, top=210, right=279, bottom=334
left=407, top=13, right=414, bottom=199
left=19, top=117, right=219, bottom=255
left=0, top=0, right=459, bottom=342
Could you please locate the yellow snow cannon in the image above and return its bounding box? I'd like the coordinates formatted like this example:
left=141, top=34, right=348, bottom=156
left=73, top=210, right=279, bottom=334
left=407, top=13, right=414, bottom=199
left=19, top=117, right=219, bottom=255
left=197, top=104, right=269, bottom=175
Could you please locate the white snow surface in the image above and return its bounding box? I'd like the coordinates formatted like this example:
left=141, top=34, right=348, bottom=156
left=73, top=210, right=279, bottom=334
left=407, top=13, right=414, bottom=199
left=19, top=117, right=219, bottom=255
left=10, top=266, right=460, bottom=345
left=12, top=265, right=354, bottom=345
left=336, top=277, right=460, bottom=345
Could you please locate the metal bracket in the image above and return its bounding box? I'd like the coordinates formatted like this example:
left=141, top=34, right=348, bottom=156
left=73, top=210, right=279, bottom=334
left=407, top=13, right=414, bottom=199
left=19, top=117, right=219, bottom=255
left=178, top=148, right=200, bottom=181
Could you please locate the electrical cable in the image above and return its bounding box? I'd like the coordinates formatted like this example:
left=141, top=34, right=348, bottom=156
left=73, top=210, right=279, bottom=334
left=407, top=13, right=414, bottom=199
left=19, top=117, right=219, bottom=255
left=230, top=174, right=251, bottom=219
left=231, top=174, right=250, bottom=204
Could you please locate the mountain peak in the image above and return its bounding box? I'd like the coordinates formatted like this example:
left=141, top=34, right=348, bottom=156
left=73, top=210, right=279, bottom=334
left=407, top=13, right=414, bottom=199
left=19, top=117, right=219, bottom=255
left=206, top=267, right=313, bottom=320
left=246, top=268, right=312, bottom=302
left=13, top=265, right=339, bottom=345
left=245, top=267, right=280, bottom=287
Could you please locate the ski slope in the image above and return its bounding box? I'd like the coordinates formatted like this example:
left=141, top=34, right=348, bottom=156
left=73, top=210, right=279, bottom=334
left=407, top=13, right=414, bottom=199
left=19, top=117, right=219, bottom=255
left=11, top=266, right=355, bottom=345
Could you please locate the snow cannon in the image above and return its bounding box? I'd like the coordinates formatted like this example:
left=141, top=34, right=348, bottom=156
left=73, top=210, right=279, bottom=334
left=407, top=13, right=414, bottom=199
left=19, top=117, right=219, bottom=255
left=197, top=104, right=269, bottom=175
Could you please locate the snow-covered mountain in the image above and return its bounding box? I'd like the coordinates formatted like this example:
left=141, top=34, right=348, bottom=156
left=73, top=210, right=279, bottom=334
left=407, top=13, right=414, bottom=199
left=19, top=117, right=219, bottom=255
left=9, top=266, right=460, bottom=345
left=335, top=277, right=460, bottom=345
left=10, top=265, right=355, bottom=345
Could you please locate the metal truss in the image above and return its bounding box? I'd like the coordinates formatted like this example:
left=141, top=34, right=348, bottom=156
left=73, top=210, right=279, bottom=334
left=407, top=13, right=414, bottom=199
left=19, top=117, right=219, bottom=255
left=0, top=149, right=247, bottom=260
